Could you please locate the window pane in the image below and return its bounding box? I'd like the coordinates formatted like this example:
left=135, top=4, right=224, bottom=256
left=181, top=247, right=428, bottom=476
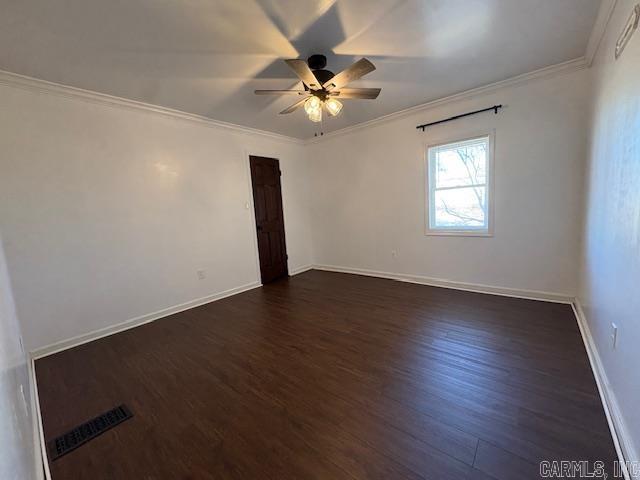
left=433, top=139, right=487, bottom=188
left=433, top=186, right=487, bottom=228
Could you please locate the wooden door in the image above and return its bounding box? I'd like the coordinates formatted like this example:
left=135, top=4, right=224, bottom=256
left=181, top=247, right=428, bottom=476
left=249, top=156, right=288, bottom=283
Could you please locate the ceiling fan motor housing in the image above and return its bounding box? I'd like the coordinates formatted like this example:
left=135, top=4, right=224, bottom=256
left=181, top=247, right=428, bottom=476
left=305, top=54, right=334, bottom=91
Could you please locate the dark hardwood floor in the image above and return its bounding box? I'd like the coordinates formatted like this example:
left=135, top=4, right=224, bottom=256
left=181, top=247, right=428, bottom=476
left=36, top=270, right=618, bottom=479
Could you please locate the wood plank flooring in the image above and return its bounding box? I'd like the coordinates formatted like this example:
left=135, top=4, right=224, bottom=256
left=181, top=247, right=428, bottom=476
left=35, top=270, right=618, bottom=479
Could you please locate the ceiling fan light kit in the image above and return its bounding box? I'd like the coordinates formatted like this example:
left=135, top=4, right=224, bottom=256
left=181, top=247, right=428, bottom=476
left=255, top=54, right=381, bottom=124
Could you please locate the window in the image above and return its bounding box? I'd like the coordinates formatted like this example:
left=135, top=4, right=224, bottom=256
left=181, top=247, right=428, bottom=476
left=426, top=134, right=493, bottom=235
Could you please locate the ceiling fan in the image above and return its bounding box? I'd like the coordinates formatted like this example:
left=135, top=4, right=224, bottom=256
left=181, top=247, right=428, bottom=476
left=255, top=54, right=381, bottom=123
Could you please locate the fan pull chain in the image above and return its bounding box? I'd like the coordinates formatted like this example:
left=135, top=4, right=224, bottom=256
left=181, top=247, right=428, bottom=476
left=314, top=118, right=325, bottom=137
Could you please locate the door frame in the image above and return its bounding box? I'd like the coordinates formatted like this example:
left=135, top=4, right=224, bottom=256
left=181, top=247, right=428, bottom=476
left=242, top=149, right=289, bottom=284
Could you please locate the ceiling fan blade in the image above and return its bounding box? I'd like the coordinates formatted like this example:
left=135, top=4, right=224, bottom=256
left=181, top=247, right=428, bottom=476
left=331, top=88, right=381, bottom=99
left=284, top=59, right=321, bottom=90
left=279, top=98, right=308, bottom=114
left=255, top=90, right=308, bottom=96
left=323, top=58, right=376, bottom=91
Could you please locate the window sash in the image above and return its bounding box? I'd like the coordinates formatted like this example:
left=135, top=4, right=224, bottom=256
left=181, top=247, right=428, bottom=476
left=430, top=185, right=488, bottom=230
left=433, top=183, right=486, bottom=192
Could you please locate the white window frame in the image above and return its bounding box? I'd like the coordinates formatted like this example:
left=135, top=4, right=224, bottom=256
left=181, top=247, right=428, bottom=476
left=425, top=130, right=495, bottom=237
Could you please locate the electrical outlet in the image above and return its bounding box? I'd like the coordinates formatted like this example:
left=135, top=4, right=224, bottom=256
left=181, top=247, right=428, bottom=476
left=197, top=270, right=206, bottom=280
left=391, top=250, right=398, bottom=259
left=611, top=323, right=618, bottom=350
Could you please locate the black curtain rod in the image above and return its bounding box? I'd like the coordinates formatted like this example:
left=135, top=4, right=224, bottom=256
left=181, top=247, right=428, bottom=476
left=416, top=105, right=503, bottom=131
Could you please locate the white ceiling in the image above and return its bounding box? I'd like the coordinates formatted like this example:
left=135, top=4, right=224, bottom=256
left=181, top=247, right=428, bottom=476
left=0, top=0, right=601, bottom=139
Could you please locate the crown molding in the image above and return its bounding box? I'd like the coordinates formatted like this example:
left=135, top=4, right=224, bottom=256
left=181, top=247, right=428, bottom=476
left=304, top=56, right=589, bottom=144
left=585, top=0, right=618, bottom=66
left=0, top=50, right=594, bottom=147
left=0, top=70, right=304, bottom=145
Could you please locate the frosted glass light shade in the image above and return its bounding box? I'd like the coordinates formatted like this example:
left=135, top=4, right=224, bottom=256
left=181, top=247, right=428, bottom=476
left=325, top=98, right=343, bottom=116
left=308, top=108, right=322, bottom=122
left=304, top=96, right=321, bottom=115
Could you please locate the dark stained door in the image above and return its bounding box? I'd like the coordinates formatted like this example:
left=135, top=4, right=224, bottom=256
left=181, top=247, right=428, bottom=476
left=249, top=156, right=288, bottom=283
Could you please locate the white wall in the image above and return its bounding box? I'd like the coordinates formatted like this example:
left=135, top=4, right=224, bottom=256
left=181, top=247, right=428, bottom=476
left=0, top=83, right=313, bottom=352
left=307, top=68, right=590, bottom=297
left=580, top=0, right=640, bottom=464
left=0, top=233, right=38, bottom=479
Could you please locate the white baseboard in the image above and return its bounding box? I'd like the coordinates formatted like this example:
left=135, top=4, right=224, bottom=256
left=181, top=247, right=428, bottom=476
left=572, top=300, right=637, bottom=480
left=30, top=281, right=262, bottom=360
left=313, top=264, right=573, bottom=303
left=289, top=264, right=314, bottom=276
left=28, top=357, right=51, bottom=480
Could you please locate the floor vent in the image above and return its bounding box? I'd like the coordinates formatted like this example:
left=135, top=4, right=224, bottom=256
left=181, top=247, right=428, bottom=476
left=47, top=404, right=133, bottom=461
